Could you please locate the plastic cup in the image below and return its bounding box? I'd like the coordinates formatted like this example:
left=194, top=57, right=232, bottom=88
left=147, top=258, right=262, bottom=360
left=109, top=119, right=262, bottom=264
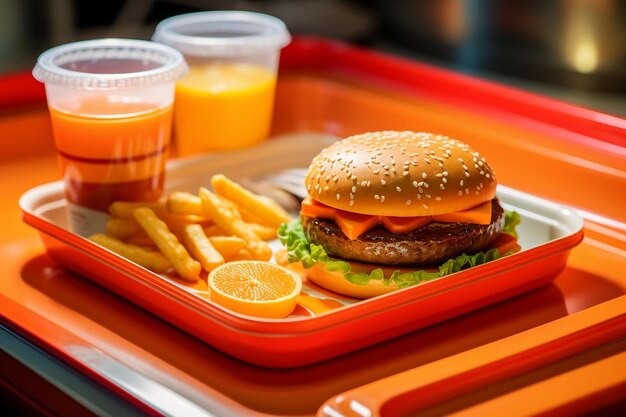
left=33, top=38, right=188, bottom=236
left=152, top=11, right=291, bottom=155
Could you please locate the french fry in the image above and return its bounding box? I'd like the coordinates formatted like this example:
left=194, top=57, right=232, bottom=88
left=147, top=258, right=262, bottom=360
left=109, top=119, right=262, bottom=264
left=106, top=217, right=142, bottom=239
left=89, top=234, right=172, bottom=273
left=247, top=223, right=277, bottom=241
left=223, top=249, right=253, bottom=262
left=211, top=174, right=290, bottom=228
left=203, top=225, right=229, bottom=237
left=218, top=196, right=243, bottom=220
left=199, top=187, right=272, bottom=261
left=208, top=236, right=247, bottom=257
left=110, top=200, right=210, bottom=225
left=109, top=201, right=166, bottom=218
left=234, top=203, right=265, bottom=224
left=132, top=207, right=201, bottom=281
left=182, top=224, right=224, bottom=272
left=125, top=233, right=157, bottom=248
left=166, top=192, right=204, bottom=216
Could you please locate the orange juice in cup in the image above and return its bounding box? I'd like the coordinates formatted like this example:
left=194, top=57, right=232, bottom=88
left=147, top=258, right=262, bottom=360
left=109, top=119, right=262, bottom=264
left=174, top=63, right=276, bottom=153
left=153, top=11, right=291, bottom=155
left=33, top=39, right=187, bottom=235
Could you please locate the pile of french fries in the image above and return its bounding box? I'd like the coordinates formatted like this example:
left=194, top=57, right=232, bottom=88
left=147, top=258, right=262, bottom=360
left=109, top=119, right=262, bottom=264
left=89, top=174, right=291, bottom=282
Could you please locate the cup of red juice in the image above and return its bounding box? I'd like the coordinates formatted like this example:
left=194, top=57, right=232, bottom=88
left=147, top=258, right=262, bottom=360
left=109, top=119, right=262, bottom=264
left=33, top=39, right=187, bottom=236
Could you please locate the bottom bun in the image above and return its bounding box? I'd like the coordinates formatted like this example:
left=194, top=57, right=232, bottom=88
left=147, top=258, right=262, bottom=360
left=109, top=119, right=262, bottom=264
left=305, top=262, right=399, bottom=299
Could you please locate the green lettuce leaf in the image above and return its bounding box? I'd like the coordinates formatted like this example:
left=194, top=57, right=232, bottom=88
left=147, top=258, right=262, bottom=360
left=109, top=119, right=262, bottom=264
left=278, top=211, right=521, bottom=289
left=503, top=210, right=521, bottom=239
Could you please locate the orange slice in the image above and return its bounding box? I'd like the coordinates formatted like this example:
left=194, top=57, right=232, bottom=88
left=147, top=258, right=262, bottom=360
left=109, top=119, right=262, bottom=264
left=208, top=261, right=302, bottom=318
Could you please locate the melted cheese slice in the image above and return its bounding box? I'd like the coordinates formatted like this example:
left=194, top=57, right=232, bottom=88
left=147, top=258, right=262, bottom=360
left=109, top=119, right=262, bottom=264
left=301, top=196, right=492, bottom=240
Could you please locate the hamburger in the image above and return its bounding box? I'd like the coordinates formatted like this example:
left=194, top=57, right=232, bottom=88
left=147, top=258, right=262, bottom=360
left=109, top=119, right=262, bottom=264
left=279, top=131, right=520, bottom=299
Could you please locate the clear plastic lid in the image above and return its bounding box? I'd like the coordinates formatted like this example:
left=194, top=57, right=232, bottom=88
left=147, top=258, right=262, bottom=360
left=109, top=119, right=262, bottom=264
left=33, top=38, right=188, bottom=90
left=152, top=11, right=291, bottom=57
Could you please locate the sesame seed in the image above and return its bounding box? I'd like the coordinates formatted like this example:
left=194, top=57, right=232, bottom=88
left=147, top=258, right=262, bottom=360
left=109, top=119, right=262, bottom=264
left=374, top=194, right=380, bottom=200
left=422, top=172, right=427, bottom=179
left=460, top=180, right=464, bottom=186
left=465, top=188, right=470, bottom=194
left=417, top=194, right=422, bottom=200
left=361, top=181, right=368, bottom=186
left=396, top=186, right=402, bottom=192
left=458, top=190, right=463, bottom=196
left=413, top=181, right=419, bottom=188
left=486, top=173, right=491, bottom=178
left=403, top=171, right=410, bottom=176
left=426, top=194, right=431, bottom=199
left=423, top=203, right=429, bottom=209
left=352, top=186, right=357, bottom=193
left=443, top=171, right=448, bottom=176
left=465, top=172, right=470, bottom=177
left=440, top=184, right=445, bottom=190
left=373, top=170, right=379, bottom=174
left=350, top=200, right=355, bottom=206
left=406, top=199, right=412, bottom=205
left=324, top=186, right=329, bottom=191
left=424, top=183, right=430, bottom=188
left=381, top=179, right=386, bottom=185
left=381, top=196, right=386, bottom=203
left=435, top=173, right=443, bottom=178
left=336, top=193, right=340, bottom=200
left=435, top=196, right=442, bottom=201
left=350, top=193, right=354, bottom=199
left=443, top=178, right=448, bottom=183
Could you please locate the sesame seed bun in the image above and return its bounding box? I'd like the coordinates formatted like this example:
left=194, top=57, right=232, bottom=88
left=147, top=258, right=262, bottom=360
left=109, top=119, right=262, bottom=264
left=305, top=131, right=497, bottom=217
left=305, top=263, right=399, bottom=299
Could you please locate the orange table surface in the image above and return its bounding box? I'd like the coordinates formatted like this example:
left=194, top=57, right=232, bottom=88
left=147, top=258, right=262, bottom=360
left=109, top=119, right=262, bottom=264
left=2, top=69, right=626, bottom=416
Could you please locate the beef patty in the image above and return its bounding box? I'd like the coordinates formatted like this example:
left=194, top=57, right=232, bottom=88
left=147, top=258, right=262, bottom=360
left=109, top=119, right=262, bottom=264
left=302, top=198, right=505, bottom=266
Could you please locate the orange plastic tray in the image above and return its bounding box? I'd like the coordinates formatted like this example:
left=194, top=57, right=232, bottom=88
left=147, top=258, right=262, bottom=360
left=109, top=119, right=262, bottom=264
left=19, top=137, right=584, bottom=368
left=2, top=38, right=626, bottom=415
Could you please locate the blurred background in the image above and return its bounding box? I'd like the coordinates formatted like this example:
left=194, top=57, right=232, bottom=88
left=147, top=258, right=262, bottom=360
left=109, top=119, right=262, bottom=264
left=1, top=0, right=625, bottom=115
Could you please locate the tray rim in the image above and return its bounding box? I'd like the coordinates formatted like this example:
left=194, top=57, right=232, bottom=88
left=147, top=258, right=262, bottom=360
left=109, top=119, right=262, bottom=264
left=279, top=37, right=626, bottom=152
left=19, top=141, right=586, bottom=335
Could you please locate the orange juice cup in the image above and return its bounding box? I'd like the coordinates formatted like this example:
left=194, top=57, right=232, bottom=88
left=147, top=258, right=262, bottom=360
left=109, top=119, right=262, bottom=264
left=152, top=11, right=291, bottom=155
left=33, top=39, right=188, bottom=235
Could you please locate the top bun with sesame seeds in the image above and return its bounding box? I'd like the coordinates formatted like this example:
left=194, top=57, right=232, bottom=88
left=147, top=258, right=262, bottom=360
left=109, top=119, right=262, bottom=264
left=304, top=131, right=497, bottom=217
